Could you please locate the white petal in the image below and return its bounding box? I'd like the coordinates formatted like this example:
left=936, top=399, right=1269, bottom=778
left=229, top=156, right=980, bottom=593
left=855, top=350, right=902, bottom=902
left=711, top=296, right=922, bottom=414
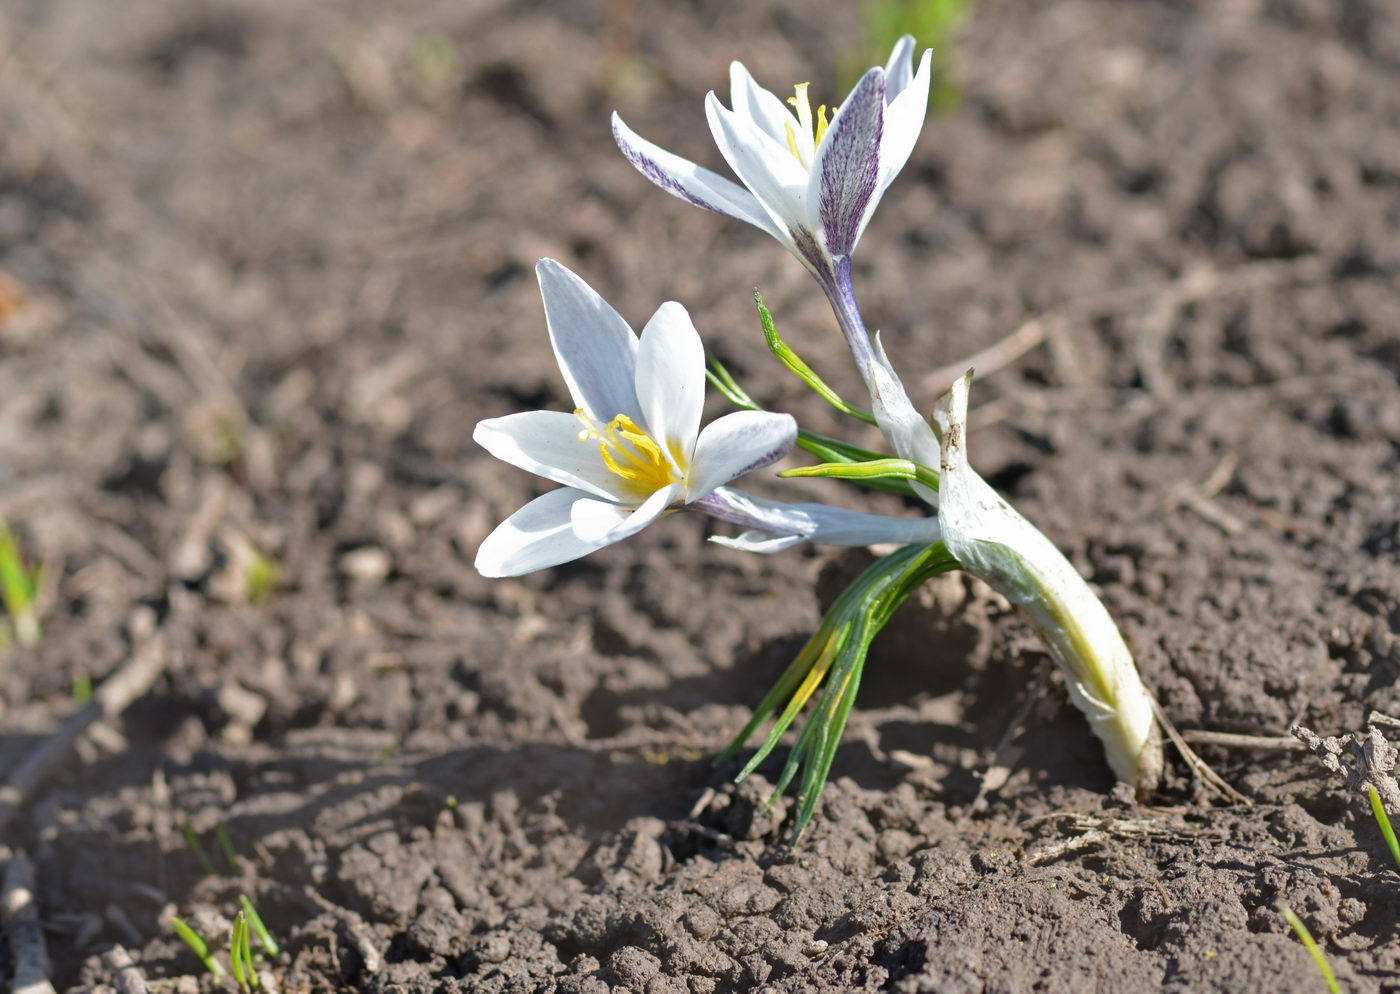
left=809, top=68, right=886, bottom=260
left=686, top=411, right=797, bottom=500
left=728, top=61, right=798, bottom=146
left=635, top=302, right=704, bottom=469
left=475, top=487, right=601, bottom=577
left=611, top=113, right=783, bottom=240
left=704, top=93, right=810, bottom=243
left=878, top=49, right=932, bottom=194
left=570, top=482, right=681, bottom=546
left=536, top=259, right=640, bottom=423
left=883, top=35, right=916, bottom=101
left=869, top=333, right=939, bottom=507
left=709, top=530, right=807, bottom=554
left=472, top=411, right=626, bottom=502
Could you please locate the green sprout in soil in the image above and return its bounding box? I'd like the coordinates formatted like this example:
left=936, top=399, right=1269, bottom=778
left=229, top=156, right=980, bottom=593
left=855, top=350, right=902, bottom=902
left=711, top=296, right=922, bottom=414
left=230, top=910, right=260, bottom=992
left=71, top=672, right=93, bottom=704
left=240, top=894, right=281, bottom=958
left=215, top=824, right=242, bottom=874
left=182, top=818, right=219, bottom=877
left=243, top=547, right=280, bottom=603
left=170, top=916, right=225, bottom=979
left=1366, top=784, right=1400, bottom=872
left=169, top=898, right=280, bottom=988
left=476, top=37, right=1167, bottom=840
left=1278, top=901, right=1341, bottom=994
left=0, top=520, right=43, bottom=647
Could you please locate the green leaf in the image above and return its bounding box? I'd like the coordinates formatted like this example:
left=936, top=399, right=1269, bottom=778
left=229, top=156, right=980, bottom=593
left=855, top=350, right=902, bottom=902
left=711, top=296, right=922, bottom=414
left=755, top=290, right=876, bottom=425
left=724, top=542, right=962, bottom=843
left=782, top=457, right=940, bottom=493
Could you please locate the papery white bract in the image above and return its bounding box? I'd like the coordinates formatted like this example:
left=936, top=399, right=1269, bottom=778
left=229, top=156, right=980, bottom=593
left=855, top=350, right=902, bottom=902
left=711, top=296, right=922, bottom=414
left=473, top=260, right=797, bottom=578
left=612, top=37, right=931, bottom=285
left=934, top=373, right=1163, bottom=790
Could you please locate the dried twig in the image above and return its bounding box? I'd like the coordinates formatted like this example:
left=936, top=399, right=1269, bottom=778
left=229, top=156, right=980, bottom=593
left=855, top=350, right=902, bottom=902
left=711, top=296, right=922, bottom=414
left=3, top=852, right=58, bottom=994
left=1180, top=729, right=1307, bottom=751
left=1149, top=692, right=1250, bottom=804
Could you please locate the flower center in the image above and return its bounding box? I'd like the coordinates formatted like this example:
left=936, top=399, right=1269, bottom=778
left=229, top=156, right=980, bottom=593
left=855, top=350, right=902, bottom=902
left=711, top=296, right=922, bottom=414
left=784, top=82, right=831, bottom=168
left=576, top=411, right=682, bottom=497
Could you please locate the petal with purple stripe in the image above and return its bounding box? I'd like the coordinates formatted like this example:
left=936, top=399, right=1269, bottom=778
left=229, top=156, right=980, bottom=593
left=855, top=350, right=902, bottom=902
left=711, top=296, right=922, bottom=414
left=611, top=113, right=781, bottom=239
left=810, top=68, right=885, bottom=260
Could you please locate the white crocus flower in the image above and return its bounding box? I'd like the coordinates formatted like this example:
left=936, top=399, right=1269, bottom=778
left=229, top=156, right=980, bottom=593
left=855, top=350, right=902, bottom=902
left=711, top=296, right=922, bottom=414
left=934, top=373, right=1164, bottom=790
left=612, top=36, right=932, bottom=289
left=473, top=260, right=797, bottom=578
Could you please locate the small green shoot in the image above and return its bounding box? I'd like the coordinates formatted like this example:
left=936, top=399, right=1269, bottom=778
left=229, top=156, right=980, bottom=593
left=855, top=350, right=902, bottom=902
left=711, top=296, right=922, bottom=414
left=240, top=894, right=281, bottom=957
left=215, top=824, right=242, bottom=874
left=244, top=548, right=280, bottom=603
left=170, top=916, right=225, bottom=978
left=71, top=672, right=93, bottom=705
left=1278, top=901, right=1341, bottom=994
left=230, top=910, right=260, bottom=991
left=1367, top=784, right=1400, bottom=872
left=754, top=291, right=877, bottom=426
left=0, top=520, right=42, bottom=647
left=724, top=541, right=960, bottom=842
left=181, top=818, right=219, bottom=877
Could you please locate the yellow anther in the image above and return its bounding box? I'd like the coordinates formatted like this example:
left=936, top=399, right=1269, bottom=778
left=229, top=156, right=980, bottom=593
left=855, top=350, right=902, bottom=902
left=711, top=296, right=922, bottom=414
left=575, top=409, right=682, bottom=496
left=783, top=82, right=830, bottom=166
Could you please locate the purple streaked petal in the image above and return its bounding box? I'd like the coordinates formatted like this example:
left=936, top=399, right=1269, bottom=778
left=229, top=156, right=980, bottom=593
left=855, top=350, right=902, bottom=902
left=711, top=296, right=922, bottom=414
left=810, top=68, right=885, bottom=260
left=536, top=259, right=640, bottom=423
left=611, top=112, right=781, bottom=239
left=685, top=411, right=797, bottom=500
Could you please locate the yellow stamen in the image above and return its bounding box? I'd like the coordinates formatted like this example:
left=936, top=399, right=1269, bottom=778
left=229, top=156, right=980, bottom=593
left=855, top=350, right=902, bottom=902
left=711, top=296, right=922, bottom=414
left=576, top=410, right=682, bottom=497
left=783, top=82, right=830, bottom=166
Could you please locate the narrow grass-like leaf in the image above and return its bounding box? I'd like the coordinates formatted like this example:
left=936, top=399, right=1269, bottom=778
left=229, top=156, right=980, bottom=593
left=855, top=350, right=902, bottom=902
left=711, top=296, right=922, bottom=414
left=736, top=624, right=847, bottom=782
left=705, top=359, right=759, bottom=412
left=1368, top=784, right=1400, bottom=872
left=231, top=911, right=250, bottom=990
left=0, top=521, right=41, bottom=646
left=755, top=290, right=876, bottom=425
left=215, top=824, right=241, bottom=874
left=240, top=895, right=281, bottom=957
left=782, top=457, right=939, bottom=493
left=181, top=819, right=218, bottom=877
left=170, top=916, right=225, bottom=978
left=1278, top=901, right=1340, bottom=994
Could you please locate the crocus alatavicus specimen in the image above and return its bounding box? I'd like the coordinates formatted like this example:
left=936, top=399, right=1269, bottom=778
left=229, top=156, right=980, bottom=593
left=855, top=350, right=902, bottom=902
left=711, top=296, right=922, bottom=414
left=473, top=260, right=797, bottom=577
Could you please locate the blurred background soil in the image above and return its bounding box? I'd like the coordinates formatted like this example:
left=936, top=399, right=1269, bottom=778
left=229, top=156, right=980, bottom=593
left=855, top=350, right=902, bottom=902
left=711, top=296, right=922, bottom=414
left=1, top=0, right=1398, bottom=991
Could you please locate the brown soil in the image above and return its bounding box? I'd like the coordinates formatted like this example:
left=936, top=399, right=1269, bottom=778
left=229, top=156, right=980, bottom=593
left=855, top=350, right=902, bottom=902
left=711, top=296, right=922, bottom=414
left=2, top=0, right=1399, bottom=992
